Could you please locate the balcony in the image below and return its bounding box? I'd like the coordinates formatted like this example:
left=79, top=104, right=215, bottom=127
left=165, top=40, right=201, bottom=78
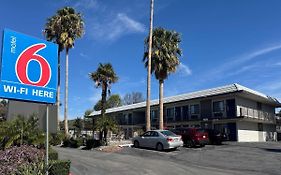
left=239, top=107, right=275, bottom=122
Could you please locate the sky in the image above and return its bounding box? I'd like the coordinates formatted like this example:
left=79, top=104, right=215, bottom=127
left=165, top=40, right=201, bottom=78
left=1, top=0, right=281, bottom=120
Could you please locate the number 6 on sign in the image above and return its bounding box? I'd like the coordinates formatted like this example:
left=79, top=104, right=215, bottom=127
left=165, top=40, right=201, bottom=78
left=15, top=44, right=51, bottom=87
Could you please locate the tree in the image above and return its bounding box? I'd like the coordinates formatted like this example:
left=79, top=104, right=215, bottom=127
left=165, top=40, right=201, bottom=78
left=94, top=94, right=122, bottom=111
left=143, top=27, right=182, bottom=130
left=83, top=109, right=93, bottom=133
left=123, top=92, right=145, bottom=105
left=44, top=7, right=84, bottom=136
left=0, top=114, right=45, bottom=150
left=0, top=100, right=8, bottom=121
left=73, top=117, right=83, bottom=137
left=94, top=115, right=118, bottom=145
left=89, top=63, right=118, bottom=144
left=145, top=0, right=154, bottom=131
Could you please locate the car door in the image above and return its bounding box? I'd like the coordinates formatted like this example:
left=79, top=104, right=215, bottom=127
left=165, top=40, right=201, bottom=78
left=148, top=131, right=160, bottom=148
left=140, top=131, right=152, bottom=147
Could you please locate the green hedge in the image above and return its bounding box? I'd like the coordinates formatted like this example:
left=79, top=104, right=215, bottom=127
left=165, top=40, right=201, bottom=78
left=49, top=160, right=71, bottom=175
left=85, top=139, right=101, bottom=149
left=50, top=133, right=64, bottom=146
left=62, top=138, right=83, bottom=148
left=48, top=148, right=58, bottom=160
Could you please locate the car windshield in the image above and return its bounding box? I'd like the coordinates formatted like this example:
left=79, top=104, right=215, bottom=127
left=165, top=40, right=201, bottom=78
left=160, top=130, right=177, bottom=137
left=196, top=129, right=206, bottom=133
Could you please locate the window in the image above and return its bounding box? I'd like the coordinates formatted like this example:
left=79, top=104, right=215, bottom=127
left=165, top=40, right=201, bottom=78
left=142, top=131, right=151, bottom=137
left=257, top=102, right=262, bottom=110
left=182, top=106, right=189, bottom=120
left=175, top=107, right=182, bottom=121
left=166, top=108, right=174, bottom=122
left=128, top=113, right=132, bottom=124
left=151, top=110, right=158, bottom=122
left=160, top=130, right=177, bottom=137
left=151, top=131, right=159, bottom=137
left=213, top=101, right=224, bottom=112
left=190, top=104, right=199, bottom=114
left=258, top=123, right=263, bottom=131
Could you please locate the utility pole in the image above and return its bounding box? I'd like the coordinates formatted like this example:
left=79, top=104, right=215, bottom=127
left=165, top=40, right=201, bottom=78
left=146, top=0, right=154, bottom=131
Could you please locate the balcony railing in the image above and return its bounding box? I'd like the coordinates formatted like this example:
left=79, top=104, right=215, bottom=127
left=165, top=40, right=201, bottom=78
left=239, top=107, right=275, bottom=122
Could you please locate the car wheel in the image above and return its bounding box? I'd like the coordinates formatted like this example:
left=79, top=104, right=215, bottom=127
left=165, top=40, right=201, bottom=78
left=156, top=143, right=164, bottom=151
left=134, top=141, right=139, bottom=148
left=186, top=140, right=194, bottom=148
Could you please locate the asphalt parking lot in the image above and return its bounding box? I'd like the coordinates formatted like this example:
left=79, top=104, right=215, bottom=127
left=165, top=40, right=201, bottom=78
left=55, top=142, right=281, bottom=175
left=119, top=142, right=281, bottom=174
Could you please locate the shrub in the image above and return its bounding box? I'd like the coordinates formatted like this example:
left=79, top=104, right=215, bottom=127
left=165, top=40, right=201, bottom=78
left=62, top=138, right=83, bottom=148
left=62, top=138, right=71, bottom=147
left=49, top=160, right=71, bottom=175
left=0, top=145, right=44, bottom=175
left=0, top=115, right=45, bottom=149
left=85, top=139, right=101, bottom=149
left=49, top=148, right=58, bottom=160
left=76, top=138, right=83, bottom=148
left=16, top=161, right=46, bottom=175
left=50, top=132, right=64, bottom=146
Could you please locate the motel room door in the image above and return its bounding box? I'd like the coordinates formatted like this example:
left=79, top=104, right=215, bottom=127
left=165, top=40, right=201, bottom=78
left=226, top=99, right=236, bottom=118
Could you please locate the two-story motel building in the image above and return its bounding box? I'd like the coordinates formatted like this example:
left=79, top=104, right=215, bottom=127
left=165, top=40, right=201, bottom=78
left=90, top=84, right=280, bottom=142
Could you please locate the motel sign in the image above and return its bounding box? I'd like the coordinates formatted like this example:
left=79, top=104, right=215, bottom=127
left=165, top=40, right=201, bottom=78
left=0, top=29, right=58, bottom=104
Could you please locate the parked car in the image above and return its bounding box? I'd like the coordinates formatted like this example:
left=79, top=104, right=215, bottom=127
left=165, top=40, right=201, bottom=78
left=132, top=130, right=183, bottom=151
left=203, top=129, right=224, bottom=145
left=171, top=128, right=209, bottom=147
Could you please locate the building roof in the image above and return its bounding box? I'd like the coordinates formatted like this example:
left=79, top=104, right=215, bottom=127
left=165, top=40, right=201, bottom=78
left=89, top=83, right=281, bottom=116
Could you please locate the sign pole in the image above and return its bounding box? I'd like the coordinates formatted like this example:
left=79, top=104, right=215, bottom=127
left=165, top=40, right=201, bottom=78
left=46, top=104, right=49, bottom=175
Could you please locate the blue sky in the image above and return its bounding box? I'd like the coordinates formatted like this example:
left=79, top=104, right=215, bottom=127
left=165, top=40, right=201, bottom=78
left=1, top=0, right=281, bottom=120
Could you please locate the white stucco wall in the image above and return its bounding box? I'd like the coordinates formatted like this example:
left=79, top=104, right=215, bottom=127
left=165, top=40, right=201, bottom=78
left=237, top=121, right=276, bottom=142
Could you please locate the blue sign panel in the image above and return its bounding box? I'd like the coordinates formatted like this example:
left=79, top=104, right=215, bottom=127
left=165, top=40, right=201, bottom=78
left=0, top=29, right=58, bottom=104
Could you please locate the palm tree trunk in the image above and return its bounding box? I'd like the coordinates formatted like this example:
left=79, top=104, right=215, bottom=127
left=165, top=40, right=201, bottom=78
left=57, top=51, right=61, bottom=131
left=100, top=83, right=107, bottom=145
left=104, top=129, right=108, bottom=146
left=146, top=0, right=154, bottom=131
left=159, top=79, right=164, bottom=130
left=101, top=83, right=107, bottom=117
left=64, top=48, right=69, bottom=136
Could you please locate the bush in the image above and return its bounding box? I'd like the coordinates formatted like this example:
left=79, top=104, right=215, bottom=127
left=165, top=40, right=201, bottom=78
left=85, top=139, right=101, bottom=149
left=50, top=132, right=64, bottom=146
left=62, top=138, right=83, bottom=148
left=0, top=145, right=44, bottom=175
left=49, top=148, right=58, bottom=160
left=49, top=160, right=71, bottom=175
left=0, top=115, right=45, bottom=149
left=16, top=161, right=46, bottom=175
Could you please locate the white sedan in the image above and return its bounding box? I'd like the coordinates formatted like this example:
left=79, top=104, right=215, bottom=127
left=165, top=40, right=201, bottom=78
left=132, top=130, right=183, bottom=151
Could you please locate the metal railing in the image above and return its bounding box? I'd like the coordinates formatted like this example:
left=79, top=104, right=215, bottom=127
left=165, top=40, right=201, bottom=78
left=239, top=107, right=275, bottom=122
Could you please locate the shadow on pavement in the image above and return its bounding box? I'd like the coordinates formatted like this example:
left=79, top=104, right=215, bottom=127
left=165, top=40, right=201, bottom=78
left=262, top=148, right=281, bottom=153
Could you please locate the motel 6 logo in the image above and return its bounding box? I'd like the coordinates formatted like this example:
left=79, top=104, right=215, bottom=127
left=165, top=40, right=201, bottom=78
left=16, top=43, right=51, bottom=87
left=0, top=29, right=58, bottom=104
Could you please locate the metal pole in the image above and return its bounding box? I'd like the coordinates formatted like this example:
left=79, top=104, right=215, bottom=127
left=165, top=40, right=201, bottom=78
left=46, top=104, right=49, bottom=175
left=146, top=0, right=154, bottom=131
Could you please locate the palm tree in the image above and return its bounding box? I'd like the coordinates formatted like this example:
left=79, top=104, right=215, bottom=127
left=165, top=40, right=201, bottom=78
left=144, top=27, right=182, bottom=130
left=89, top=63, right=118, bottom=144
left=44, top=7, right=84, bottom=136
left=94, top=115, right=118, bottom=145
left=145, top=0, right=154, bottom=131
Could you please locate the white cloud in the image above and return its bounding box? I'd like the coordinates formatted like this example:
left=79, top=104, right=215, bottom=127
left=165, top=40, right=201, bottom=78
left=74, top=0, right=99, bottom=10
left=91, top=13, right=146, bottom=41
left=220, top=43, right=281, bottom=73
left=177, top=63, right=192, bottom=76
left=256, top=81, right=281, bottom=92
left=201, top=43, right=281, bottom=81
left=117, top=13, right=146, bottom=33
left=274, top=61, right=281, bottom=66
